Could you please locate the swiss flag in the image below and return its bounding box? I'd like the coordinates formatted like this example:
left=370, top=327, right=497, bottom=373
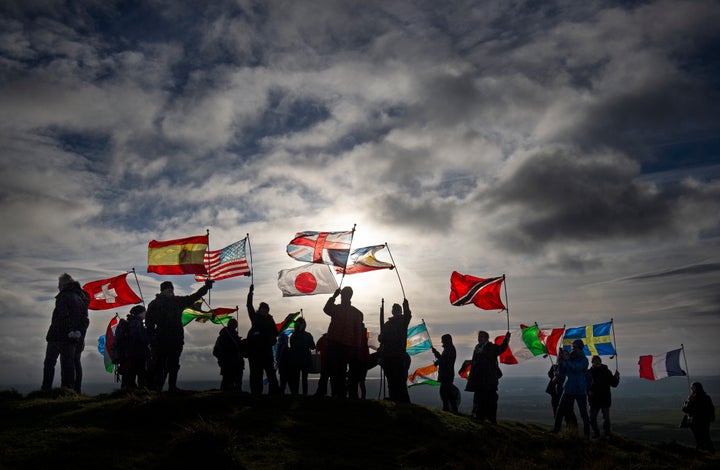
left=83, top=273, right=142, bottom=310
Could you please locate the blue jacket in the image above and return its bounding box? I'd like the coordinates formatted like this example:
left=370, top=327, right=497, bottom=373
left=559, top=351, right=589, bottom=395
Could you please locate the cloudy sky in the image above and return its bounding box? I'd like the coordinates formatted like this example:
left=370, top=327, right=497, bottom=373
left=1, top=0, right=719, bottom=389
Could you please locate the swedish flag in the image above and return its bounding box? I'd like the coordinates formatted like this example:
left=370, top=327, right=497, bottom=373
left=562, top=321, right=616, bottom=356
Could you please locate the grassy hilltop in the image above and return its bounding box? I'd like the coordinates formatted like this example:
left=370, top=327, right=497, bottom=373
left=1, top=388, right=717, bottom=470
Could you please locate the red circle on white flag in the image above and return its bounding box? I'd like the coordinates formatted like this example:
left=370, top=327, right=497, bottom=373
left=295, top=272, right=318, bottom=293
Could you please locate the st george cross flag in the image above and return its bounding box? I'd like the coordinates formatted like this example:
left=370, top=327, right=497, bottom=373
left=638, top=349, right=686, bottom=380
left=406, top=322, right=433, bottom=356
left=286, top=230, right=352, bottom=268
left=562, top=321, right=616, bottom=356
left=83, top=273, right=142, bottom=310
left=495, top=325, right=546, bottom=364
left=148, top=235, right=208, bottom=275
left=277, top=263, right=339, bottom=296
left=336, top=244, right=394, bottom=274
left=449, top=271, right=505, bottom=310
left=194, top=238, right=250, bottom=281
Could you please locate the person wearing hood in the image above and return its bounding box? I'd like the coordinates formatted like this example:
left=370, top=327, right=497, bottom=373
left=213, top=318, right=246, bottom=391
left=41, top=273, right=90, bottom=392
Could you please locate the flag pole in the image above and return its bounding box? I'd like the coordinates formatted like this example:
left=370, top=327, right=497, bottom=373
left=422, top=318, right=434, bottom=349
left=378, top=297, right=386, bottom=399
left=681, top=343, right=692, bottom=392
left=206, top=228, right=212, bottom=308
left=384, top=242, right=406, bottom=299
left=610, top=318, right=619, bottom=371
left=247, top=233, right=254, bottom=286
left=130, top=267, right=145, bottom=306
left=339, top=224, right=356, bottom=289
left=502, top=274, right=509, bottom=331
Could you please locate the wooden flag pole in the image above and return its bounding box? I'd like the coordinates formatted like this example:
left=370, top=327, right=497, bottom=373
left=247, top=233, right=254, bottom=286
left=503, top=274, right=510, bottom=331
left=130, top=267, right=145, bottom=306
left=338, top=224, right=357, bottom=290
left=681, top=343, right=692, bottom=392
left=610, top=318, right=619, bottom=371
left=384, top=243, right=406, bottom=299
left=378, top=298, right=386, bottom=399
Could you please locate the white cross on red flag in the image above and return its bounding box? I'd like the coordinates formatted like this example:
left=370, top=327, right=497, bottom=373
left=83, top=272, right=142, bottom=310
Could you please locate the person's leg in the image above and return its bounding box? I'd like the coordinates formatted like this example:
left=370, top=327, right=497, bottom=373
left=59, top=342, right=76, bottom=389
left=488, top=390, right=499, bottom=424
left=589, top=406, right=601, bottom=437
left=553, top=393, right=569, bottom=431
left=42, top=342, right=61, bottom=390
left=249, top=356, right=262, bottom=394
left=166, top=346, right=182, bottom=391
left=263, top=350, right=280, bottom=394
left=72, top=340, right=84, bottom=393
left=601, top=407, right=611, bottom=435
left=301, top=366, right=309, bottom=395
left=576, top=395, right=590, bottom=438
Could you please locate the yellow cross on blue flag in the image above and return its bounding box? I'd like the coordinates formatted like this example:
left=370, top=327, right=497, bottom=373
left=562, top=321, right=616, bottom=356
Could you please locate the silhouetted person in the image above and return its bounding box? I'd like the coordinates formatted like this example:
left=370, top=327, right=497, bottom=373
left=588, top=355, right=620, bottom=437
left=42, top=273, right=90, bottom=393
left=314, top=333, right=329, bottom=397
left=379, top=299, right=412, bottom=403
left=246, top=284, right=280, bottom=395
left=546, top=351, right=577, bottom=428
left=352, top=324, right=371, bottom=399
left=287, top=317, right=315, bottom=395
left=146, top=279, right=212, bottom=392
left=323, top=286, right=364, bottom=398
left=276, top=332, right=291, bottom=394
left=432, top=334, right=458, bottom=412
left=116, top=305, right=150, bottom=389
left=465, top=330, right=510, bottom=423
left=552, top=339, right=590, bottom=438
left=213, top=318, right=246, bottom=391
left=682, top=381, right=716, bottom=453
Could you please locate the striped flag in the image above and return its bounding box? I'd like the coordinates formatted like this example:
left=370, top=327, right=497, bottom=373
left=148, top=234, right=208, bottom=275
left=449, top=271, right=505, bottom=311
left=406, top=322, right=432, bottom=355
left=639, top=349, right=686, bottom=380
left=495, top=325, right=546, bottom=364
left=194, top=238, right=250, bottom=281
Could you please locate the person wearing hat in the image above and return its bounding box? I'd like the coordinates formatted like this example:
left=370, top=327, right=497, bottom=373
left=432, top=333, right=459, bottom=413
left=41, top=273, right=90, bottom=392
left=146, top=279, right=213, bottom=392
left=115, top=305, right=150, bottom=389
left=246, top=283, right=280, bottom=395
left=551, top=339, right=591, bottom=437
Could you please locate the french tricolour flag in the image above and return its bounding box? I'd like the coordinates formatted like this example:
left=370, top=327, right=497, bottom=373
left=638, top=348, right=686, bottom=380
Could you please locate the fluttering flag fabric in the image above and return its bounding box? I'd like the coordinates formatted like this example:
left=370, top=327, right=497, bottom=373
left=277, top=263, right=339, bottom=296
left=538, top=326, right=565, bottom=356
left=562, top=321, right=616, bottom=356
left=458, top=360, right=472, bottom=379
left=638, top=349, right=687, bottom=380
left=407, top=350, right=440, bottom=387
left=194, top=238, right=250, bottom=281
left=276, top=312, right=302, bottom=334
left=286, top=230, right=352, bottom=267
left=335, top=244, right=394, bottom=274
left=406, top=322, right=433, bottom=356
left=181, top=303, right=236, bottom=326
left=449, top=271, right=506, bottom=310
left=495, top=325, right=546, bottom=364
left=102, top=316, right=119, bottom=373
left=148, top=235, right=208, bottom=275
left=83, top=273, right=142, bottom=310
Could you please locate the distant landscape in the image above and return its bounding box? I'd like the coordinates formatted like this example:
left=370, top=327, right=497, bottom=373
left=4, top=375, right=718, bottom=448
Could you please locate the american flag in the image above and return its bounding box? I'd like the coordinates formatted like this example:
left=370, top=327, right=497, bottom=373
left=194, top=238, right=250, bottom=281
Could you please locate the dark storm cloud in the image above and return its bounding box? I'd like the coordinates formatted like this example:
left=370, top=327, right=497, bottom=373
left=623, top=263, right=720, bottom=280
left=486, top=147, right=678, bottom=252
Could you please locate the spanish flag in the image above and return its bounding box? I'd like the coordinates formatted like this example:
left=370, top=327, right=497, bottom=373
left=148, top=234, right=208, bottom=275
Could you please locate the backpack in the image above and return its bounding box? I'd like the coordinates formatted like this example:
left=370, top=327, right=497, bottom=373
left=110, top=318, right=129, bottom=365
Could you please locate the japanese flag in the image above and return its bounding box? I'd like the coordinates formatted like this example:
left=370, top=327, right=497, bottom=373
left=277, top=263, right=338, bottom=297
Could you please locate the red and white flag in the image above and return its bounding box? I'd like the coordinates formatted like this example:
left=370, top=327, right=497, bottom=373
left=277, top=263, right=338, bottom=297
left=83, top=273, right=142, bottom=310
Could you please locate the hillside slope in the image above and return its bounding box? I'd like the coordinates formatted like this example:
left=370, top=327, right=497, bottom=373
left=1, top=388, right=717, bottom=470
